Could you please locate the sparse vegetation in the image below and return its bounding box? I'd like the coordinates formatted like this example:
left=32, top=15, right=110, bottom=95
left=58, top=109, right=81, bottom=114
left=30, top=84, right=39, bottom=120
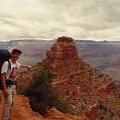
left=23, top=66, right=69, bottom=116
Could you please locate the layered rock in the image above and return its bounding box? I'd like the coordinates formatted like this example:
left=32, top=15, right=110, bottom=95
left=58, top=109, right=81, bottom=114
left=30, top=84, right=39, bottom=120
left=46, top=36, right=77, bottom=60
left=45, top=108, right=88, bottom=120
left=46, top=36, right=78, bottom=73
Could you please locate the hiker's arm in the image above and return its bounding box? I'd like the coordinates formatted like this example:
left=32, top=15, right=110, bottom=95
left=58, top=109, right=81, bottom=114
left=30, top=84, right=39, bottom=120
left=20, top=64, right=31, bottom=69
left=1, top=73, right=8, bottom=97
left=1, top=73, right=7, bottom=90
left=1, top=62, right=8, bottom=96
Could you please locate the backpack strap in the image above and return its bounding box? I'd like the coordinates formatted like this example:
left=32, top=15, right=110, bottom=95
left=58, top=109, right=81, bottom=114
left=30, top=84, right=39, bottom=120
left=7, top=60, right=11, bottom=71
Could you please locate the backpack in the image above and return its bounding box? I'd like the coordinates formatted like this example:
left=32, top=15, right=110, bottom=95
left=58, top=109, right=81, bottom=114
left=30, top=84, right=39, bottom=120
left=0, top=49, right=11, bottom=90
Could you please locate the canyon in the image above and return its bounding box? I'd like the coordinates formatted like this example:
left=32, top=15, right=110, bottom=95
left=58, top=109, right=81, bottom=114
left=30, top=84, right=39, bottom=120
left=16, top=36, right=120, bottom=120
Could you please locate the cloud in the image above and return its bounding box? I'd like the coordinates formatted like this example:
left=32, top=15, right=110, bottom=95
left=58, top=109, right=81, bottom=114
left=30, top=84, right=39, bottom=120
left=0, top=0, right=120, bottom=41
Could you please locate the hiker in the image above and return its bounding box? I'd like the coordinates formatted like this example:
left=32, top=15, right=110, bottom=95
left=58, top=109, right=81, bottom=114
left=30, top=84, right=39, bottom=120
left=1, top=49, right=31, bottom=120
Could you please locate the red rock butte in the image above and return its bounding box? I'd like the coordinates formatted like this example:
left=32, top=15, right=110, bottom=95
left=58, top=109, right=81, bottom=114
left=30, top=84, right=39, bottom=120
left=46, top=36, right=78, bottom=60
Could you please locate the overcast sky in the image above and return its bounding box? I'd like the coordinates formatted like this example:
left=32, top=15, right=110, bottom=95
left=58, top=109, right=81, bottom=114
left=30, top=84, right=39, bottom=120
left=0, top=0, right=120, bottom=41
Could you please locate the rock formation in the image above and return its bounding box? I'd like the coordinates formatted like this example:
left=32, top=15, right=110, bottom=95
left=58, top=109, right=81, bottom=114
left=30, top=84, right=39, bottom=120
left=17, top=36, right=120, bottom=120
left=46, top=36, right=78, bottom=73
left=47, top=36, right=77, bottom=59
left=45, top=36, right=120, bottom=119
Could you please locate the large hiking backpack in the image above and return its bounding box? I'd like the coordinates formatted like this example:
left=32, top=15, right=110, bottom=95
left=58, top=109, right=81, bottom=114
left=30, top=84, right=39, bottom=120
left=0, top=49, right=11, bottom=90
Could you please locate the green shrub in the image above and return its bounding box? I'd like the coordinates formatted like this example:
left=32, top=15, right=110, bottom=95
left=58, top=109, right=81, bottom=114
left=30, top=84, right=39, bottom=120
left=23, top=66, right=69, bottom=115
left=54, top=97, right=69, bottom=113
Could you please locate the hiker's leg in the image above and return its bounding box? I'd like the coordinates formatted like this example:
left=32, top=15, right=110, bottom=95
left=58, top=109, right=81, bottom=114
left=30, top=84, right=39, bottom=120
left=10, top=85, right=16, bottom=118
left=2, top=87, right=12, bottom=120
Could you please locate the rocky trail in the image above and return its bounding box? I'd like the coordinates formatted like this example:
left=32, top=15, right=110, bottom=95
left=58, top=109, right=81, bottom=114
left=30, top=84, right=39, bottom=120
left=0, top=93, right=88, bottom=120
left=0, top=94, right=43, bottom=120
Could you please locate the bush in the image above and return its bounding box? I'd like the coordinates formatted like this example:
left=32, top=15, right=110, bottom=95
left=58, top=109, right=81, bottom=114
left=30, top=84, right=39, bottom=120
left=23, top=66, right=69, bottom=115
left=54, top=97, right=69, bottom=113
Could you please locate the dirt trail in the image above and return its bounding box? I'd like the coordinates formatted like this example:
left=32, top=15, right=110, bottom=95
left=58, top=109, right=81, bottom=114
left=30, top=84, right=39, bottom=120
left=0, top=93, right=43, bottom=120
left=0, top=93, right=88, bottom=120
